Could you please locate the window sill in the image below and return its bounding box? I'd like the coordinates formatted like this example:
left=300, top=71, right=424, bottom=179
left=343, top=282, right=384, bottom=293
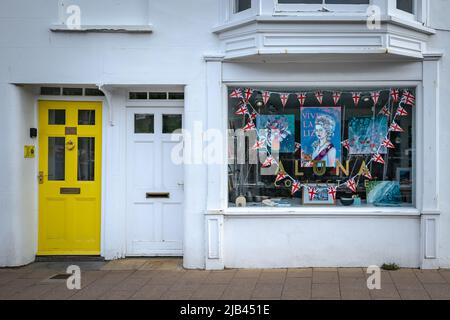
left=213, top=14, right=435, bottom=35
left=50, top=24, right=153, bottom=34
left=208, top=207, right=421, bottom=218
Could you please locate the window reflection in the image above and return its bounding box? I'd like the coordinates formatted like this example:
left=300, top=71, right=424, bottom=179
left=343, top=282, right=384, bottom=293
left=48, top=137, right=65, bottom=180
left=78, top=137, right=95, bottom=181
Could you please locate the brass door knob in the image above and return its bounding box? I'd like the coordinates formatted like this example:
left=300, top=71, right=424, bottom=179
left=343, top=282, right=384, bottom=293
left=66, top=140, right=75, bottom=150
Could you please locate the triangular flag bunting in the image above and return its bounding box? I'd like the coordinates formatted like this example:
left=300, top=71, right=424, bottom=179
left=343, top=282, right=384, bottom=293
left=297, top=93, right=307, bottom=107
left=363, top=170, right=373, bottom=180
left=346, top=179, right=357, bottom=193
left=252, top=139, right=266, bottom=150
left=379, top=106, right=391, bottom=117
left=382, top=138, right=395, bottom=149
left=332, top=92, right=341, bottom=105
left=243, top=121, right=256, bottom=132
left=315, top=91, right=323, bottom=104
left=390, top=88, right=400, bottom=102
left=280, top=93, right=289, bottom=108
left=327, top=186, right=337, bottom=201
left=389, top=121, right=404, bottom=132
left=262, top=156, right=275, bottom=168
left=372, top=153, right=385, bottom=165
left=291, top=181, right=302, bottom=195
left=401, top=90, right=415, bottom=106
left=234, top=105, right=248, bottom=115
left=371, top=91, right=380, bottom=105
left=229, top=88, right=242, bottom=98
left=308, top=186, right=318, bottom=201
left=262, top=91, right=271, bottom=105
left=243, top=88, right=254, bottom=102
left=352, top=92, right=361, bottom=106
left=250, top=112, right=258, bottom=120
left=275, top=172, right=287, bottom=183
left=396, top=106, right=408, bottom=116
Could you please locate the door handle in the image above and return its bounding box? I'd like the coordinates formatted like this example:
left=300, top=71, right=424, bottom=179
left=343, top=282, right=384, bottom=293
left=38, top=171, right=45, bottom=184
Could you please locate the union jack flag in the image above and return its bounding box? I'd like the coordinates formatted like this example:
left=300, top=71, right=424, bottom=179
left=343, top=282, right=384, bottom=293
left=252, top=139, right=266, bottom=150
left=390, top=88, right=400, bottom=102
left=363, top=170, right=373, bottom=180
left=379, top=106, right=391, bottom=117
left=291, top=181, right=302, bottom=195
left=243, top=88, right=254, bottom=102
left=352, top=92, right=361, bottom=106
left=275, top=172, right=287, bottom=183
left=341, top=140, right=350, bottom=151
left=389, top=121, right=404, bottom=132
left=234, top=105, right=248, bottom=115
left=308, top=186, right=318, bottom=201
left=250, top=112, right=258, bottom=120
left=262, top=91, right=271, bottom=105
left=371, top=91, right=380, bottom=105
left=401, top=90, right=415, bottom=106
left=280, top=93, right=289, bottom=108
left=372, top=153, right=385, bottom=165
left=396, top=106, right=408, bottom=117
left=315, top=91, right=323, bottom=104
left=243, top=121, right=256, bottom=132
left=382, top=138, right=395, bottom=149
left=327, top=186, right=337, bottom=201
left=229, top=88, right=243, bottom=98
left=332, top=92, right=341, bottom=105
left=262, top=156, right=275, bottom=168
left=297, top=93, right=307, bottom=107
left=346, top=179, right=357, bottom=193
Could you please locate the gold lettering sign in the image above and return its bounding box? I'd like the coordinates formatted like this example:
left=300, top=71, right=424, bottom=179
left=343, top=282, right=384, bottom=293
left=65, top=127, right=77, bottom=135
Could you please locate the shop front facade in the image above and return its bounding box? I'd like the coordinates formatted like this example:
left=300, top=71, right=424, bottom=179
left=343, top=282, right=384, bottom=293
left=1, top=0, right=449, bottom=270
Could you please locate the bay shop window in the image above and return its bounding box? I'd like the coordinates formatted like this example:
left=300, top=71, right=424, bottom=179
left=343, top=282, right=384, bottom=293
left=228, top=87, right=416, bottom=208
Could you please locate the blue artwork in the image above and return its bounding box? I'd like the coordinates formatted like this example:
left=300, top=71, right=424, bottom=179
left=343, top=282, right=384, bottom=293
left=366, top=181, right=402, bottom=207
left=256, top=115, right=295, bottom=153
left=300, top=107, right=342, bottom=168
left=348, top=116, right=388, bottom=155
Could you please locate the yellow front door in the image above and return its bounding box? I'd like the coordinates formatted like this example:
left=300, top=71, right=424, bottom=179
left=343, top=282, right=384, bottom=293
left=38, top=101, right=102, bottom=255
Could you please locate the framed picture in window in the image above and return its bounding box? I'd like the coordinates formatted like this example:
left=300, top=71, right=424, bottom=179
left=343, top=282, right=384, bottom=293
left=302, top=184, right=336, bottom=205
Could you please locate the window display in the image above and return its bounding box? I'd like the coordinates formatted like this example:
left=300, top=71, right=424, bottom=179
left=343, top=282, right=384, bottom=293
left=228, top=87, right=415, bottom=208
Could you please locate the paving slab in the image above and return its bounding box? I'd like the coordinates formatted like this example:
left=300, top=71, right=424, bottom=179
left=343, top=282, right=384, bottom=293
left=1, top=261, right=450, bottom=300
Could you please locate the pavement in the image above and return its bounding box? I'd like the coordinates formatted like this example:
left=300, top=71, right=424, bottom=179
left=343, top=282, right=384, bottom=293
left=1, top=258, right=450, bottom=300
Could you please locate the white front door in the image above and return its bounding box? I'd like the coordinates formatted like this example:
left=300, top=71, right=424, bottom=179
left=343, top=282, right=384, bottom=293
left=126, top=107, right=184, bottom=255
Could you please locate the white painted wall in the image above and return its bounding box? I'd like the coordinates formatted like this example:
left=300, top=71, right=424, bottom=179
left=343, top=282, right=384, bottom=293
left=223, top=216, right=421, bottom=268
left=0, top=0, right=449, bottom=269
left=0, top=84, right=37, bottom=267
left=0, top=0, right=219, bottom=268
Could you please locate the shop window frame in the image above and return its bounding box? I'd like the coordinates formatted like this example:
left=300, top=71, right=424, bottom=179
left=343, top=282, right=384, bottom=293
left=223, top=81, right=422, bottom=215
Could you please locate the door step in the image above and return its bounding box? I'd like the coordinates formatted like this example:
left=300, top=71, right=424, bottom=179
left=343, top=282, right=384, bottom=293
left=35, top=255, right=105, bottom=262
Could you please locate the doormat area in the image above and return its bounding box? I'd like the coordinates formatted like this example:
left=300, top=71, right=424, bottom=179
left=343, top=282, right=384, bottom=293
left=101, top=258, right=184, bottom=271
